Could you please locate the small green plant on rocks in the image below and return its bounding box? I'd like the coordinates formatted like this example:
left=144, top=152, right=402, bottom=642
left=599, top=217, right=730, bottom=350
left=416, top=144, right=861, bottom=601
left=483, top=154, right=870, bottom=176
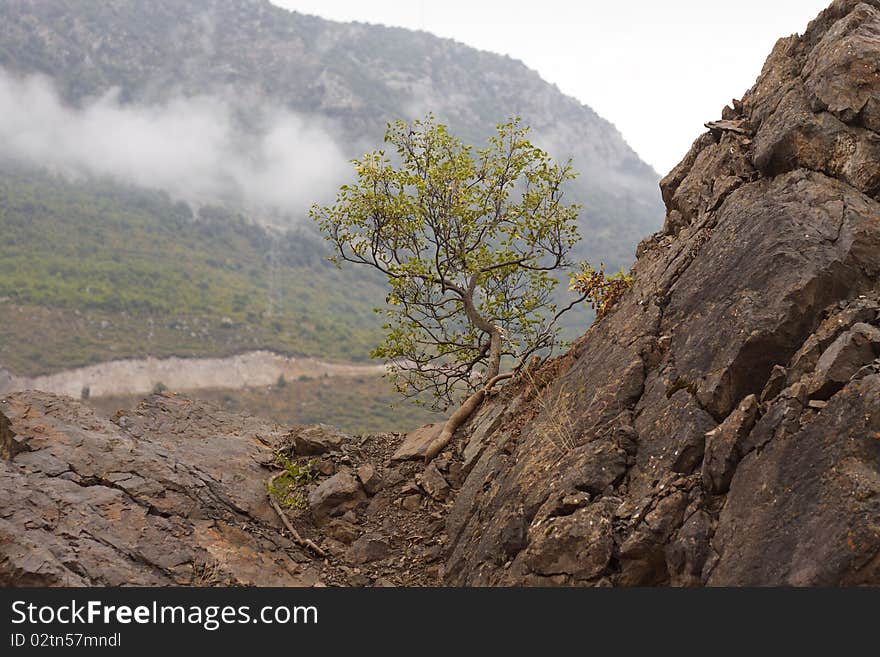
left=267, top=453, right=315, bottom=510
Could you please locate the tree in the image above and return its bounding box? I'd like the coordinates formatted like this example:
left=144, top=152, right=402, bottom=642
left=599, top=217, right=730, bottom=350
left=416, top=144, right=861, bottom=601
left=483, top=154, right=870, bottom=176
left=312, top=116, right=585, bottom=458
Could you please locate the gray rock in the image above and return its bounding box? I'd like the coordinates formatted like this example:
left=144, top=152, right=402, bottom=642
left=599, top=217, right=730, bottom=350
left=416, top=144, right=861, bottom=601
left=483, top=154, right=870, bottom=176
left=308, top=472, right=365, bottom=523
left=346, top=533, right=390, bottom=564
left=618, top=492, right=689, bottom=586
left=288, top=424, right=349, bottom=456
left=325, top=519, right=360, bottom=545
left=760, top=365, right=788, bottom=403
left=665, top=510, right=713, bottom=587
left=391, top=422, right=444, bottom=461
left=401, top=494, right=421, bottom=512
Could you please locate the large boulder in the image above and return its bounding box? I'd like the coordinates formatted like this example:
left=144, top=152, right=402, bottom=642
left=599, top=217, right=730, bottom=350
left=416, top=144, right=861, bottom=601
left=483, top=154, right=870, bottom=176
left=285, top=424, right=350, bottom=456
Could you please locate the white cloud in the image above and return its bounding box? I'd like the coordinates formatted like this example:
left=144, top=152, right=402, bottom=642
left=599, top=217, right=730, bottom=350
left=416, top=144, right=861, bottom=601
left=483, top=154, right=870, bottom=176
left=0, top=68, right=350, bottom=216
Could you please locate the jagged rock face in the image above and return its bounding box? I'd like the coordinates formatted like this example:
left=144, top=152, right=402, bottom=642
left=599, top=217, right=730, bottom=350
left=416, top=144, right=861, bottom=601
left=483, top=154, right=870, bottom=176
left=0, top=392, right=320, bottom=586
left=445, top=0, right=880, bottom=586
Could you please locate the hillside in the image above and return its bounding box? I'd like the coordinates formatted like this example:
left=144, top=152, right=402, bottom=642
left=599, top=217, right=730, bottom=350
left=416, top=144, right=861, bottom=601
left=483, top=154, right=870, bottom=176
left=0, top=163, right=384, bottom=376
left=0, top=0, right=660, bottom=266
left=0, top=0, right=663, bottom=382
left=2, top=0, right=878, bottom=588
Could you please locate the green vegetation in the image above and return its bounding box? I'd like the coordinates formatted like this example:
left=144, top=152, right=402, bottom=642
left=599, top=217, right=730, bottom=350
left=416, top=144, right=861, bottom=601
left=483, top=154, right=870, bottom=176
left=568, top=263, right=634, bottom=318
left=267, top=453, right=315, bottom=511
left=0, top=163, right=386, bottom=376
left=313, top=117, right=582, bottom=408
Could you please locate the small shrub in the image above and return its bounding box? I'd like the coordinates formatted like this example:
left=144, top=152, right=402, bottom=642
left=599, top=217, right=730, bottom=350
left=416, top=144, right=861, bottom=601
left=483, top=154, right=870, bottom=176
left=267, top=453, right=315, bottom=510
left=152, top=382, right=168, bottom=394
left=277, top=374, right=287, bottom=388
left=569, top=263, right=634, bottom=318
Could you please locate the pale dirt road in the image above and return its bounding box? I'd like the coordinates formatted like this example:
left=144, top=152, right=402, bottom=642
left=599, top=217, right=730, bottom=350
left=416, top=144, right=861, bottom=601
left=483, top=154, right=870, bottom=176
left=0, top=350, right=387, bottom=399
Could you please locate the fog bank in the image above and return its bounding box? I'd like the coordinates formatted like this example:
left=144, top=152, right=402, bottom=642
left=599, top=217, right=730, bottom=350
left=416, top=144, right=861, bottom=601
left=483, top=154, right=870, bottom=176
left=0, top=68, right=349, bottom=216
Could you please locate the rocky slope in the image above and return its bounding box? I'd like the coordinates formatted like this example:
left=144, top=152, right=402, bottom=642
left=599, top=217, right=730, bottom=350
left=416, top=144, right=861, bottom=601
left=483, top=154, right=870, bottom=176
left=443, top=0, right=880, bottom=586
left=2, top=0, right=878, bottom=587
left=0, top=392, right=449, bottom=586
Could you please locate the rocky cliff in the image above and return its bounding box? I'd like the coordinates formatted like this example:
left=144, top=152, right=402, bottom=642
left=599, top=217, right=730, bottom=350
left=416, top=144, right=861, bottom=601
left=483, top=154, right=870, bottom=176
left=2, top=0, right=879, bottom=587
left=443, top=0, right=880, bottom=586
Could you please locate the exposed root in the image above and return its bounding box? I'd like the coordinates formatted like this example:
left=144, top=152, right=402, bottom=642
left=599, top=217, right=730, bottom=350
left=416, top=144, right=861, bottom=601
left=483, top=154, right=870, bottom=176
left=424, top=372, right=514, bottom=462
left=267, top=471, right=327, bottom=558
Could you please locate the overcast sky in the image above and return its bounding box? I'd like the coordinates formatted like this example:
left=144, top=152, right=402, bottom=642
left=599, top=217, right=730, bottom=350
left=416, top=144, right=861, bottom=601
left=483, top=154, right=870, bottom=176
left=270, top=0, right=830, bottom=174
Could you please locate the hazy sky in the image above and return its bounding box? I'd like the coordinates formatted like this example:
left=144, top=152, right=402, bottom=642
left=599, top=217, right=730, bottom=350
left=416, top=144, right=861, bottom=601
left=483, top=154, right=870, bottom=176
left=270, top=0, right=830, bottom=174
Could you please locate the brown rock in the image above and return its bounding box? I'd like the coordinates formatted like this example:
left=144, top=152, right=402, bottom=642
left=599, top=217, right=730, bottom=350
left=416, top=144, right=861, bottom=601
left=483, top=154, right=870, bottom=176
left=356, top=463, right=383, bottom=495
left=308, top=471, right=365, bottom=524
left=288, top=424, right=349, bottom=456
left=418, top=463, right=450, bottom=500
left=701, top=395, right=760, bottom=494
left=401, top=494, right=421, bottom=512
left=520, top=506, right=613, bottom=582
left=317, top=458, right=336, bottom=476
left=346, top=533, right=390, bottom=564
left=807, top=323, right=880, bottom=399
left=392, top=422, right=444, bottom=461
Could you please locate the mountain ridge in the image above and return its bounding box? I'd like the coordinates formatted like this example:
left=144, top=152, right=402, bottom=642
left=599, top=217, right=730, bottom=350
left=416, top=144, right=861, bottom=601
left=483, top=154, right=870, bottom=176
left=0, top=0, right=661, bottom=262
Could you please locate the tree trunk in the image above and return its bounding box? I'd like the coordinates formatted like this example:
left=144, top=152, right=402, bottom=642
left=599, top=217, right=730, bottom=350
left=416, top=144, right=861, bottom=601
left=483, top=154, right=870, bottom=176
left=486, top=327, right=502, bottom=380
left=425, top=283, right=506, bottom=462
left=424, top=371, right=512, bottom=461
left=460, top=285, right=502, bottom=380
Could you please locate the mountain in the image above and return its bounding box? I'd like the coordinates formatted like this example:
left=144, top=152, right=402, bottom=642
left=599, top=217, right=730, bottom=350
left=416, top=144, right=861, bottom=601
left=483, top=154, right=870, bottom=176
left=0, top=0, right=662, bottom=384
left=2, top=0, right=878, bottom=588
left=0, top=0, right=660, bottom=259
